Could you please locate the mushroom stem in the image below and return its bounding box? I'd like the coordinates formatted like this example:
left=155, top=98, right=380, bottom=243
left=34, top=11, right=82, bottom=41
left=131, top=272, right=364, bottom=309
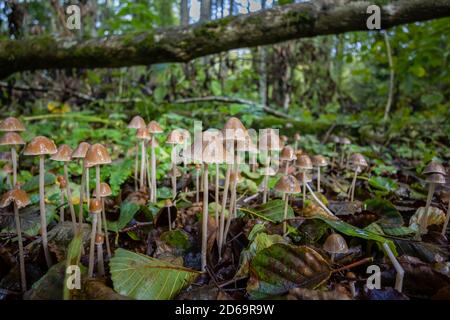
left=171, top=147, right=177, bottom=200
left=78, top=162, right=86, bottom=229
left=422, top=183, right=436, bottom=233
left=218, top=165, right=231, bottom=257
left=64, top=164, right=77, bottom=232
left=215, top=163, right=220, bottom=227
left=305, top=183, right=336, bottom=217
left=250, top=153, right=257, bottom=173
left=59, top=190, right=65, bottom=222
left=383, top=242, right=404, bottom=293
left=39, top=155, right=52, bottom=268
left=101, top=198, right=111, bottom=258
left=13, top=202, right=26, bottom=292
left=294, top=141, right=298, bottom=153
left=283, top=194, right=289, bottom=234
left=223, top=171, right=237, bottom=249
left=262, top=174, right=268, bottom=204
left=134, top=142, right=139, bottom=191
left=200, top=164, right=204, bottom=192
left=96, top=211, right=105, bottom=276
left=302, top=172, right=306, bottom=208
left=140, top=140, right=146, bottom=189
left=317, top=166, right=321, bottom=192
left=86, top=167, right=90, bottom=209
left=330, top=253, right=335, bottom=264
left=195, top=168, right=200, bottom=203
left=151, top=136, right=157, bottom=202
left=6, top=173, right=12, bottom=189
left=285, top=162, right=289, bottom=175
left=350, top=169, right=358, bottom=202
left=441, top=202, right=450, bottom=236
left=146, top=152, right=152, bottom=196
left=88, top=212, right=97, bottom=277
left=201, top=163, right=209, bottom=271
left=11, top=147, right=17, bottom=186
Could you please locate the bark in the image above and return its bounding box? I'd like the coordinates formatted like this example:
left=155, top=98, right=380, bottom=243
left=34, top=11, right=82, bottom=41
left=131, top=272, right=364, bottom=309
left=0, top=0, right=449, bottom=78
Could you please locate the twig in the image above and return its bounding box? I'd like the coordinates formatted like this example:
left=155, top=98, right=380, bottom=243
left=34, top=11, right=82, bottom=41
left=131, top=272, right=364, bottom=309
left=332, top=257, right=374, bottom=273
left=119, top=222, right=153, bottom=233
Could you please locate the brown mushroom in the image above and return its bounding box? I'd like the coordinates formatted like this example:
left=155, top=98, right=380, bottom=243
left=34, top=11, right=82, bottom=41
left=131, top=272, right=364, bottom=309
left=421, top=172, right=446, bottom=234
left=87, top=198, right=102, bottom=277
left=72, top=142, right=91, bottom=228
left=0, top=117, right=26, bottom=132
left=93, top=182, right=112, bottom=258
left=0, top=188, right=30, bottom=291
left=280, top=146, right=296, bottom=175
left=23, top=136, right=57, bottom=268
left=128, top=116, right=146, bottom=191
left=275, top=175, right=301, bottom=234
left=348, top=153, right=368, bottom=202
left=311, top=155, right=328, bottom=193
left=296, top=155, right=313, bottom=207
left=51, top=144, right=77, bottom=232
left=0, top=132, right=25, bottom=186
left=148, top=121, right=163, bottom=202
left=323, top=233, right=348, bottom=263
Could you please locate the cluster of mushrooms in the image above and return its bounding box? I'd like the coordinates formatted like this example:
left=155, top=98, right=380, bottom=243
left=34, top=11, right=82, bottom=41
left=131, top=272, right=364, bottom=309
left=0, top=114, right=448, bottom=296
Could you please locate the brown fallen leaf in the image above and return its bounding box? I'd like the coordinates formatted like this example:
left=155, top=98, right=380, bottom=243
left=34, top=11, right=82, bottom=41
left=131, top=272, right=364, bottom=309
left=286, top=286, right=352, bottom=300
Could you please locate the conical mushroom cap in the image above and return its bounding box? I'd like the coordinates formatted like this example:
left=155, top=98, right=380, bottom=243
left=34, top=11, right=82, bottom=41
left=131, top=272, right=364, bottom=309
left=0, top=117, right=25, bottom=132
left=259, top=128, right=281, bottom=151
left=223, top=117, right=248, bottom=142
left=339, top=137, right=351, bottom=145
left=274, top=175, right=301, bottom=194
left=423, top=162, right=446, bottom=175
left=127, top=116, right=146, bottom=129
left=50, top=144, right=73, bottom=162
left=0, top=188, right=30, bottom=209
left=296, top=155, right=313, bottom=170
left=23, top=136, right=57, bottom=156
left=426, top=173, right=446, bottom=185
left=295, top=172, right=313, bottom=183
left=57, top=175, right=67, bottom=189
left=294, top=133, right=301, bottom=141
left=84, top=144, right=111, bottom=168
left=349, top=153, right=368, bottom=169
left=147, top=120, right=163, bottom=134
left=311, top=155, right=328, bottom=167
left=330, top=135, right=340, bottom=144
left=136, top=128, right=151, bottom=140
left=0, top=132, right=25, bottom=146
left=93, top=182, right=112, bottom=197
left=89, top=198, right=102, bottom=214
left=72, top=142, right=91, bottom=159
left=280, top=146, right=296, bottom=161
left=166, top=130, right=184, bottom=145
left=323, top=233, right=348, bottom=254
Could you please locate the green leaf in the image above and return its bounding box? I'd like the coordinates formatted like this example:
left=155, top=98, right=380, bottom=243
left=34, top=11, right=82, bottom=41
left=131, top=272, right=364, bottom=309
left=247, top=244, right=331, bottom=299
left=22, top=173, right=56, bottom=192
left=240, top=199, right=294, bottom=223
left=110, top=248, right=199, bottom=300
left=160, top=230, right=190, bottom=251
left=0, top=204, right=56, bottom=236
left=364, top=198, right=404, bottom=227
left=63, top=232, right=83, bottom=300
left=368, top=176, right=398, bottom=194
left=106, top=202, right=140, bottom=232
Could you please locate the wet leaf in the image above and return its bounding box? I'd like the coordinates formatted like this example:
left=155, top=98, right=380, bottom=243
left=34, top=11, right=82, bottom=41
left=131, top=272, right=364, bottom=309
left=365, top=198, right=404, bottom=227
left=242, top=199, right=294, bottom=223
left=247, top=244, right=331, bottom=299
left=0, top=204, right=57, bottom=236
left=110, top=248, right=200, bottom=300
left=409, top=207, right=446, bottom=234
left=106, top=201, right=140, bottom=232
left=160, top=230, right=190, bottom=251
left=286, top=287, right=351, bottom=300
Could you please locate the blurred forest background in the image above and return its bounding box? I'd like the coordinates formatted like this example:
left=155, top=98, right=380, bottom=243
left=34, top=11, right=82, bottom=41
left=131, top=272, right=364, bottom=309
left=0, top=0, right=449, bottom=164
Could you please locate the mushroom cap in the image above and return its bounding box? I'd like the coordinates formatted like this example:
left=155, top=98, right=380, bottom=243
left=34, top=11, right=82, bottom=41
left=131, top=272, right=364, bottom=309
left=230, top=171, right=243, bottom=183
left=147, top=120, right=163, bottom=134
left=95, top=233, right=105, bottom=244
left=136, top=127, right=151, bottom=140
left=84, top=144, right=111, bottom=168
left=295, top=172, right=313, bottom=183
left=0, top=188, right=30, bottom=209
left=168, top=166, right=182, bottom=177
left=348, top=153, right=368, bottom=169
left=0, top=132, right=25, bottom=146
left=280, top=135, right=288, bottom=143
left=330, top=135, right=340, bottom=144
left=71, top=142, right=91, bottom=159
left=280, top=146, right=296, bottom=161
left=223, top=117, right=248, bottom=142
left=166, top=130, right=184, bottom=145
left=202, top=131, right=224, bottom=164
left=323, top=233, right=349, bottom=254
left=423, top=161, right=446, bottom=175
left=294, top=133, right=301, bottom=141
left=127, top=116, right=146, bottom=129
left=258, top=128, right=281, bottom=151
left=223, top=117, right=246, bottom=132
left=426, top=173, right=446, bottom=185
left=0, top=117, right=26, bottom=132
left=259, top=166, right=277, bottom=176
left=311, top=155, right=328, bottom=167
left=339, top=137, right=351, bottom=145
left=57, top=175, right=67, bottom=189
left=23, top=136, right=57, bottom=156
left=295, top=155, right=313, bottom=170
left=50, top=144, right=73, bottom=162
left=89, top=198, right=102, bottom=214
left=274, top=175, right=301, bottom=194
left=93, top=182, right=112, bottom=197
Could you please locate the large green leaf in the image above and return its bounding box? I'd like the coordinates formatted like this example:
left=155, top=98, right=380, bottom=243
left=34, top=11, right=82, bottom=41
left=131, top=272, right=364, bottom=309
left=365, top=198, right=404, bottom=227
left=240, top=199, right=294, bottom=223
left=0, top=204, right=56, bottom=236
left=247, top=244, right=331, bottom=299
left=106, top=201, right=140, bottom=232
left=110, top=248, right=199, bottom=300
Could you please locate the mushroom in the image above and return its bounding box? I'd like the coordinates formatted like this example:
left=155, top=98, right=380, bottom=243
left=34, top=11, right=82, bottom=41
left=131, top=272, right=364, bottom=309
left=258, top=128, right=282, bottom=204
left=294, top=133, right=301, bottom=153
left=136, top=128, right=151, bottom=190
left=421, top=172, right=446, bottom=234
left=0, top=132, right=25, bottom=186
left=0, top=117, right=26, bottom=133
left=194, top=163, right=201, bottom=203
left=295, top=155, right=313, bottom=207
left=147, top=121, right=163, bottom=202
left=56, top=175, right=68, bottom=222
left=323, top=233, right=348, bottom=263
left=93, top=182, right=112, bottom=258
left=311, top=155, right=328, bottom=193
left=128, top=116, right=146, bottom=191
left=72, top=142, right=91, bottom=228
left=0, top=187, right=30, bottom=292
left=280, top=146, right=296, bottom=175
left=166, top=130, right=184, bottom=200
left=87, top=198, right=102, bottom=277
left=23, top=136, right=57, bottom=268
left=274, top=175, right=301, bottom=234
left=85, top=144, right=111, bottom=277
left=51, top=144, right=77, bottom=232
left=339, top=137, right=351, bottom=168
left=348, top=153, right=368, bottom=202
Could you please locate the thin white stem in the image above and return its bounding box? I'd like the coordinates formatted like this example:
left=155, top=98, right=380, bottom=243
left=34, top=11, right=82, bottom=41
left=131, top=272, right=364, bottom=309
left=78, top=162, right=86, bottom=229
left=223, top=176, right=237, bottom=248
left=218, top=166, right=230, bottom=257
left=383, top=242, right=404, bottom=293
left=86, top=167, right=90, bottom=209
left=317, top=167, right=321, bottom=192
left=284, top=161, right=289, bottom=175
left=102, top=198, right=111, bottom=258
left=302, top=172, right=306, bottom=208
left=201, top=164, right=209, bottom=271
left=146, top=152, right=152, bottom=196
left=134, top=142, right=139, bottom=191
left=215, top=163, right=220, bottom=226
left=88, top=213, right=97, bottom=277
left=60, top=190, right=65, bottom=222
left=39, top=155, right=52, bottom=268
left=350, top=169, right=358, bottom=202
left=96, top=211, right=104, bottom=276
left=305, top=183, right=336, bottom=217
left=171, top=147, right=177, bottom=200
left=196, top=169, right=200, bottom=203
left=262, top=174, right=268, bottom=204
left=64, top=164, right=77, bottom=233
left=14, top=202, right=26, bottom=291
left=11, top=147, right=17, bottom=186
left=151, top=137, right=157, bottom=202
left=422, top=183, right=435, bottom=233
left=140, top=140, right=145, bottom=189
